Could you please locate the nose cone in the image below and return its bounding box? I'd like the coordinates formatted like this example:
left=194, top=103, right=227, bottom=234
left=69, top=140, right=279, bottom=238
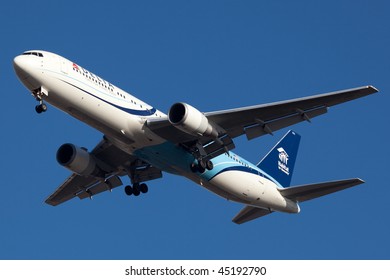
left=13, top=55, right=29, bottom=79
left=13, top=54, right=41, bottom=90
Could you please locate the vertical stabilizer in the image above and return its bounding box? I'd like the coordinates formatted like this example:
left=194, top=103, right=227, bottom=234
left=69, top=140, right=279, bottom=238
left=257, top=130, right=301, bottom=187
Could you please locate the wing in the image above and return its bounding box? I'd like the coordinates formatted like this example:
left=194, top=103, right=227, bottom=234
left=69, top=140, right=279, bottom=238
left=205, top=85, right=377, bottom=140
left=45, top=138, right=162, bottom=206
left=147, top=86, right=377, bottom=158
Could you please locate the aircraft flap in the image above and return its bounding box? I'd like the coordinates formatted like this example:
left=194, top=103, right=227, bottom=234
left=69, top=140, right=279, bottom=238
left=244, top=106, right=327, bottom=140
left=77, top=176, right=122, bottom=200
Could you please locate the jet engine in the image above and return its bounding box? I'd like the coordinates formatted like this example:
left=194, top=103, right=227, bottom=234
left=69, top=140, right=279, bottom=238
left=168, top=102, right=219, bottom=138
left=56, top=143, right=103, bottom=177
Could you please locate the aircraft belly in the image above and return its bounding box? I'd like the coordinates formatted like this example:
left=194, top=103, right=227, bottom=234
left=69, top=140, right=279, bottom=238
left=132, top=142, right=298, bottom=212
left=209, top=171, right=299, bottom=213
left=133, top=141, right=194, bottom=175
left=209, top=171, right=265, bottom=202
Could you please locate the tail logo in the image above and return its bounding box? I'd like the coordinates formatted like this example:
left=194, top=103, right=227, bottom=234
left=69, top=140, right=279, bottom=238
left=277, top=147, right=290, bottom=175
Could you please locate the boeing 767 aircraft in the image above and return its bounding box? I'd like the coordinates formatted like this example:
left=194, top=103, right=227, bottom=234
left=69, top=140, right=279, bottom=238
left=13, top=50, right=378, bottom=224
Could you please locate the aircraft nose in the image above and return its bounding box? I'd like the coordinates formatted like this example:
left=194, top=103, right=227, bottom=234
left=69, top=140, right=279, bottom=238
left=13, top=54, right=43, bottom=90
left=13, top=55, right=30, bottom=79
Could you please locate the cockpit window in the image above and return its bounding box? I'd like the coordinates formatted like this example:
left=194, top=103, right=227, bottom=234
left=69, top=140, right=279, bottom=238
left=22, top=52, right=43, bottom=57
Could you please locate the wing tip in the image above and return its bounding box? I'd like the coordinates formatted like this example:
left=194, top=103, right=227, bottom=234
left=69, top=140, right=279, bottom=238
left=355, top=178, right=365, bottom=185
left=367, top=85, right=379, bottom=93
left=44, top=199, right=59, bottom=206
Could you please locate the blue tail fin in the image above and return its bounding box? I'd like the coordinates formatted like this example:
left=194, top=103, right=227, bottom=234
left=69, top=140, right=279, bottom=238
left=257, top=130, right=301, bottom=187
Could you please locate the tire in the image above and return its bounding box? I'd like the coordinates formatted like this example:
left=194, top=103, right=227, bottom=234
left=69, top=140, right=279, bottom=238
left=190, top=162, right=198, bottom=173
left=41, top=103, right=47, bottom=112
left=133, top=183, right=141, bottom=196
left=206, top=160, right=213, bottom=170
left=199, top=160, right=207, bottom=170
left=124, top=185, right=133, bottom=196
left=133, top=189, right=140, bottom=196
left=35, top=105, right=43, bottom=114
left=140, top=183, right=148, bottom=193
left=197, top=162, right=205, bottom=174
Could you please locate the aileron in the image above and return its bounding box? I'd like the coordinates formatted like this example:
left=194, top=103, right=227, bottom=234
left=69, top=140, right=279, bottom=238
left=45, top=174, right=99, bottom=206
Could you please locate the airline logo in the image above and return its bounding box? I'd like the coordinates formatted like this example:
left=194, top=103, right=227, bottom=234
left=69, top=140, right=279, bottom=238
left=72, top=63, right=79, bottom=71
left=277, top=147, right=290, bottom=175
left=72, top=62, right=115, bottom=91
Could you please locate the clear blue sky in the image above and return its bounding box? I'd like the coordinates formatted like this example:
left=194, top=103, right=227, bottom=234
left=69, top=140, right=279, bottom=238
left=1, top=0, right=388, bottom=259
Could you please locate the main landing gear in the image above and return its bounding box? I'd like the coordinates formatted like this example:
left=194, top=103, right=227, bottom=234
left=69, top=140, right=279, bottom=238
left=124, top=183, right=148, bottom=197
left=190, top=159, right=213, bottom=173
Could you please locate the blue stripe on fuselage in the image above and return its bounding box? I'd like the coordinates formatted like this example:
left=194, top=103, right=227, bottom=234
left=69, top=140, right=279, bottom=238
left=133, top=141, right=282, bottom=187
left=62, top=80, right=157, bottom=116
left=44, top=66, right=157, bottom=117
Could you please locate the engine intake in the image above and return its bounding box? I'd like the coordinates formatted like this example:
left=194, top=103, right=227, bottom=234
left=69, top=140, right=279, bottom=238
left=56, top=143, right=102, bottom=177
left=168, top=102, right=219, bottom=138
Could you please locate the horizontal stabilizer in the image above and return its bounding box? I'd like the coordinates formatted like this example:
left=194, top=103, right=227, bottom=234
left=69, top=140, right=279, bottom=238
left=232, top=206, right=273, bottom=224
left=279, top=178, right=364, bottom=202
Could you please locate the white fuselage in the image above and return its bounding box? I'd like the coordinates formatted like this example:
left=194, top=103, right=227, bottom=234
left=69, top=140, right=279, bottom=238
left=13, top=50, right=299, bottom=214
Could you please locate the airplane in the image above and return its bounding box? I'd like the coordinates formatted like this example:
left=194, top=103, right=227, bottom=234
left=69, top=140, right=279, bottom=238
left=13, top=50, right=378, bottom=224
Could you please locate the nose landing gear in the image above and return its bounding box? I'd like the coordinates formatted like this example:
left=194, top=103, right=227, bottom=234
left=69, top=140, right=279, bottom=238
left=32, top=87, right=48, bottom=114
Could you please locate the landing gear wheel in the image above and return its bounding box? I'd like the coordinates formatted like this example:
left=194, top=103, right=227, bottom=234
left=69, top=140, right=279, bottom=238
left=124, top=185, right=133, bottom=196
left=35, top=105, right=43, bottom=114
left=41, top=103, right=47, bottom=112
left=197, top=162, right=206, bottom=173
left=191, top=160, right=210, bottom=173
left=206, top=160, right=213, bottom=170
left=125, top=183, right=149, bottom=197
left=132, top=183, right=141, bottom=196
left=140, top=183, right=148, bottom=193
left=35, top=103, right=47, bottom=114
left=190, top=162, right=198, bottom=173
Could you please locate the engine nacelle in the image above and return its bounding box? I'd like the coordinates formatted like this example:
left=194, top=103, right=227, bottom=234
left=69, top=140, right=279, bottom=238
left=168, top=102, right=219, bottom=138
left=56, top=143, right=101, bottom=177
